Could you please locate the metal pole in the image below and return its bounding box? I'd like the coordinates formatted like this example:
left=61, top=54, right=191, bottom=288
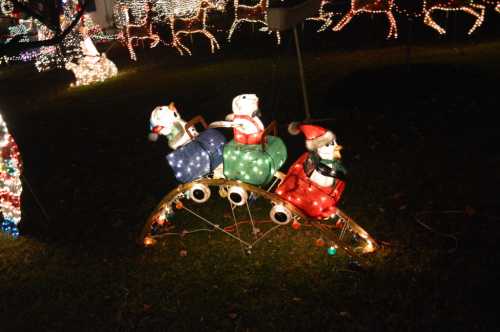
left=293, top=25, right=311, bottom=120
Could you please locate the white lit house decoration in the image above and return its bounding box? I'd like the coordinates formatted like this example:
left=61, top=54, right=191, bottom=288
left=228, top=0, right=281, bottom=44
left=152, top=0, right=209, bottom=19
left=333, top=0, right=398, bottom=39
left=65, top=26, right=118, bottom=87
left=422, top=0, right=486, bottom=35
left=0, top=113, right=22, bottom=238
left=169, top=0, right=221, bottom=56
left=141, top=94, right=378, bottom=264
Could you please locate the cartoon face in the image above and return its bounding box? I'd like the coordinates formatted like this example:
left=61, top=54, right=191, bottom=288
left=232, top=94, right=259, bottom=117
left=317, top=142, right=341, bottom=161
left=150, top=103, right=180, bottom=136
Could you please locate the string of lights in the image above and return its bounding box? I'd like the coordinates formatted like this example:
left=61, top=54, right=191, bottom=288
left=306, top=0, right=341, bottom=32
left=116, top=2, right=160, bottom=61
left=332, top=0, right=398, bottom=39
left=422, top=0, right=486, bottom=35
left=228, top=0, right=281, bottom=44
left=169, top=0, right=221, bottom=56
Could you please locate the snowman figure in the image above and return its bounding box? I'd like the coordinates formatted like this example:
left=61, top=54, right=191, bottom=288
left=289, top=123, right=346, bottom=188
left=148, top=102, right=198, bottom=150
left=210, top=94, right=264, bottom=144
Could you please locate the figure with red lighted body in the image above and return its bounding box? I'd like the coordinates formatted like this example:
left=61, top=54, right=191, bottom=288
left=276, top=122, right=347, bottom=219
left=210, top=94, right=264, bottom=144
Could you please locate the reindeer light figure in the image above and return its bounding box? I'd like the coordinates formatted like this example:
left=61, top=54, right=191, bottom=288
left=227, top=0, right=281, bottom=44
left=333, top=0, right=398, bottom=39
left=169, top=0, right=221, bottom=56
left=423, top=0, right=486, bottom=35
left=307, top=0, right=336, bottom=32
left=118, top=2, right=160, bottom=61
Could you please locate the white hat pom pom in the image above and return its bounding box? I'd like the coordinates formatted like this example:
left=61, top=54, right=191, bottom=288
left=288, top=122, right=301, bottom=135
left=148, top=132, right=159, bottom=142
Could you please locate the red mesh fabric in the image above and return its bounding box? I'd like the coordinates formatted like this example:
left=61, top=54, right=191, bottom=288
left=276, top=153, right=345, bottom=219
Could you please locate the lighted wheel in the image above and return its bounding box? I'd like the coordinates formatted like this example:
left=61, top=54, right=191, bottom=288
left=189, top=183, right=211, bottom=203
left=140, top=179, right=378, bottom=265
left=269, top=204, right=292, bottom=225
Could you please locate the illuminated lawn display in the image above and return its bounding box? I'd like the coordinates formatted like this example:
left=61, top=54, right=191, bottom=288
left=0, top=0, right=499, bottom=330
left=141, top=94, right=378, bottom=263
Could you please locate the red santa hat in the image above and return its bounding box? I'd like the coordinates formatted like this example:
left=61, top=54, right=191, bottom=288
left=288, top=122, right=336, bottom=151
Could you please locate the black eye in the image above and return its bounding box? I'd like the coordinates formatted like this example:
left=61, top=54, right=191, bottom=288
left=242, top=96, right=246, bottom=99
left=174, top=112, right=178, bottom=118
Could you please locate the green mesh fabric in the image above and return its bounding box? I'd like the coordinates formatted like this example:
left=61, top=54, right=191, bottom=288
left=223, top=136, right=287, bottom=186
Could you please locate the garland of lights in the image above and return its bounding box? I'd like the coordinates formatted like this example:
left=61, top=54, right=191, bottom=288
left=0, top=113, right=22, bottom=238
left=228, top=0, right=281, bottom=45
left=169, top=0, right=221, bottom=56
left=333, top=0, right=398, bottom=39
left=422, top=0, right=486, bottom=35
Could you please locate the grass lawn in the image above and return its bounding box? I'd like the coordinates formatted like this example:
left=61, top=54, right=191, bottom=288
left=1, top=33, right=500, bottom=331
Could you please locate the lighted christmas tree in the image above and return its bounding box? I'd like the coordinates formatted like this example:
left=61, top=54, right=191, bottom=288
left=0, top=113, right=22, bottom=238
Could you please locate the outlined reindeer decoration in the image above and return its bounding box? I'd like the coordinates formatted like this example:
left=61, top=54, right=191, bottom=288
left=422, top=0, right=485, bottom=35
left=333, top=0, right=398, bottom=39
left=307, top=0, right=336, bottom=32
left=227, top=0, right=281, bottom=44
left=118, top=2, right=160, bottom=61
left=169, top=0, right=221, bottom=56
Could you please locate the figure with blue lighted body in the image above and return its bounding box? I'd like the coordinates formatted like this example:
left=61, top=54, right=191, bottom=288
left=148, top=102, right=226, bottom=183
left=276, top=123, right=347, bottom=219
left=209, top=94, right=287, bottom=187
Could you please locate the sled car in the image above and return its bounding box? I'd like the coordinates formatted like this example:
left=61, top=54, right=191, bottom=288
left=167, top=116, right=226, bottom=183
left=223, top=121, right=287, bottom=186
left=276, top=152, right=345, bottom=219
